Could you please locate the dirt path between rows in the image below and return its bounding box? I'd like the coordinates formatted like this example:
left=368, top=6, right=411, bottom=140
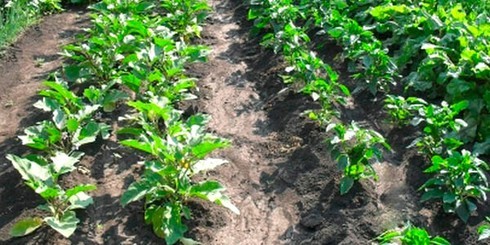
left=187, top=0, right=302, bottom=243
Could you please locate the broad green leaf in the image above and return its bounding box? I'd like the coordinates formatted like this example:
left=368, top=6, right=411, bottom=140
left=66, top=184, right=96, bottom=199
left=337, top=154, right=349, bottom=170
left=450, top=4, right=466, bottom=20
left=442, top=192, right=456, bottom=203
left=10, top=217, right=43, bottom=237
left=121, top=74, right=141, bottom=93
left=121, top=181, right=151, bottom=206
left=193, top=158, right=228, bottom=173
left=474, top=139, right=490, bottom=156
left=18, top=124, right=52, bottom=150
left=42, top=81, right=78, bottom=106
left=33, top=98, right=59, bottom=112
left=50, top=152, right=82, bottom=175
left=52, top=109, right=66, bottom=130
left=189, top=181, right=239, bottom=214
left=99, top=123, right=111, bottom=140
left=420, top=189, right=444, bottom=202
left=451, top=100, right=469, bottom=113
left=38, top=186, right=61, bottom=199
left=164, top=204, right=188, bottom=245
left=121, top=139, right=153, bottom=154
left=66, top=118, right=79, bottom=133
left=455, top=202, right=470, bottom=222
left=191, top=141, right=229, bottom=159
left=6, top=154, right=50, bottom=182
left=76, top=105, right=99, bottom=120
left=68, top=192, right=94, bottom=209
left=340, top=177, right=354, bottom=195
left=117, top=127, right=144, bottom=136
left=478, top=224, right=490, bottom=240
left=102, top=90, right=128, bottom=112
left=327, top=27, right=344, bottom=38
left=44, top=211, right=79, bottom=238
left=64, top=65, right=81, bottom=82
left=73, top=122, right=100, bottom=147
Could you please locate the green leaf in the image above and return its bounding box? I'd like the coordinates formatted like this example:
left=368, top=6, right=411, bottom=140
left=44, top=211, right=79, bottom=238
left=41, top=81, right=78, bottom=106
left=442, top=192, right=456, bottom=203
left=337, top=154, right=349, bottom=170
left=455, top=202, right=470, bottom=222
left=164, top=204, right=188, bottom=245
left=64, top=65, right=81, bottom=82
left=6, top=154, right=50, bottom=182
left=450, top=100, right=469, bottom=113
left=191, top=140, right=229, bottom=159
left=340, top=177, right=354, bottom=195
left=53, top=109, right=67, bottom=130
left=66, top=118, right=79, bottom=133
left=33, top=98, right=59, bottom=112
left=73, top=121, right=100, bottom=147
left=121, top=74, right=141, bottom=93
left=431, top=236, right=451, bottom=245
left=66, top=184, right=96, bottom=199
left=10, top=217, right=43, bottom=237
left=121, top=181, right=151, bottom=206
left=68, top=192, right=94, bottom=209
left=189, top=181, right=239, bottom=214
left=478, top=224, right=490, bottom=241
left=450, top=4, right=466, bottom=20
left=102, top=90, right=128, bottom=112
left=120, top=139, right=153, bottom=154
left=447, top=79, right=472, bottom=96
left=38, top=187, right=61, bottom=199
left=420, top=189, right=444, bottom=202
left=328, top=27, right=344, bottom=38
left=50, top=151, right=82, bottom=175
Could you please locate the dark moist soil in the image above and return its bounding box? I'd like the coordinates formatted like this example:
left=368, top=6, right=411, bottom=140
left=0, top=1, right=487, bottom=245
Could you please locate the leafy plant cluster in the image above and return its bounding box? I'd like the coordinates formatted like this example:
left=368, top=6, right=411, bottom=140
left=248, top=0, right=391, bottom=195
left=376, top=223, right=450, bottom=245
left=248, top=0, right=490, bottom=226
left=8, top=0, right=238, bottom=243
left=7, top=55, right=104, bottom=239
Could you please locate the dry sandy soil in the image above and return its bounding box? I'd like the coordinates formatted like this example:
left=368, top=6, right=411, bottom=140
left=0, top=1, right=487, bottom=245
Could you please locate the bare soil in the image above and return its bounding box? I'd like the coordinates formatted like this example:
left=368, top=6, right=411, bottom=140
left=0, top=1, right=487, bottom=245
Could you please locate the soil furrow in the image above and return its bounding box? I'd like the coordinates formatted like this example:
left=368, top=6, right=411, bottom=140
left=188, top=1, right=302, bottom=244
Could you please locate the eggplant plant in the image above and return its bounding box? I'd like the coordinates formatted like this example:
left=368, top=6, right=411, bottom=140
left=419, top=150, right=490, bottom=222
left=119, top=95, right=238, bottom=244
left=20, top=79, right=110, bottom=154
left=377, top=223, right=450, bottom=245
left=7, top=153, right=95, bottom=238
left=327, top=122, right=391, bottom=194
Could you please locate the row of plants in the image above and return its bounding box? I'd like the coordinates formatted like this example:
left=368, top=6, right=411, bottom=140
left=246, top=0, right=489, bottom=243
left=8, top=0, right=238, bottom=244
left=304, top=0, right=490, bottom=224
left=248, top=0, right=392, bottom=198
